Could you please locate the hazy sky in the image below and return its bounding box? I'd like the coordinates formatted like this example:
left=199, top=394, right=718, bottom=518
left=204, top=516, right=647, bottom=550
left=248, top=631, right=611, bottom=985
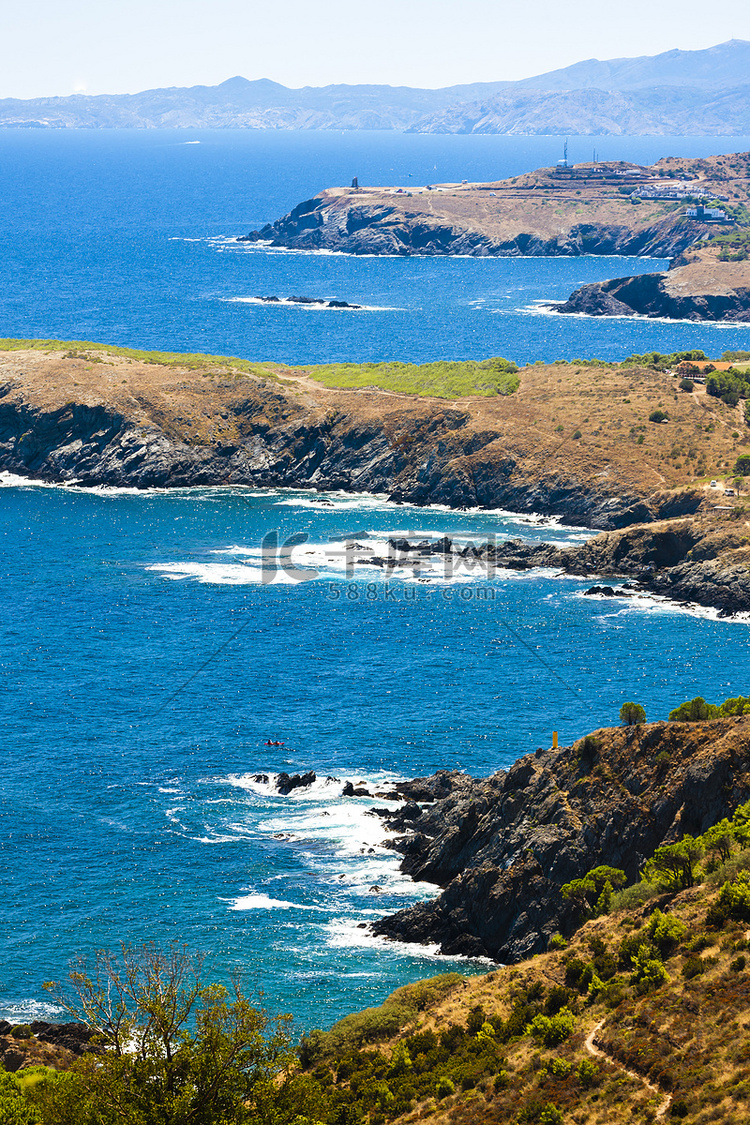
left=3, top=0, right=750, bottom=99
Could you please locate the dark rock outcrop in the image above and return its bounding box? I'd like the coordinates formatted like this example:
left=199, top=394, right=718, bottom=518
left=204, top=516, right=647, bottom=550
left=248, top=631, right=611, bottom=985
left=372, top=717, right=750, bottom=960
left=254, top=295, right=363, bottom=309
left=552, top=271, right=750, bottom=322
left=0, top=390, right=693, bottom=531
left=240, top=203, right=699, bottom=259
left=276, top=771, right=316, bottom=795
left=486, top=518, right=750, bottom=616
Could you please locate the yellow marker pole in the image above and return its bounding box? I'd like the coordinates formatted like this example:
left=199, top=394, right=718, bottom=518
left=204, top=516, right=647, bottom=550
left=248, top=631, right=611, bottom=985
left=552, top=731, right=558, bottom=749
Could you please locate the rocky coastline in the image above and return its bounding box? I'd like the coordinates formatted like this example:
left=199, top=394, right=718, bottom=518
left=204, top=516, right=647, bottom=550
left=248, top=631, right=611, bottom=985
left=2, top=343, right=749, bottom=619
left=551, top=268, right=750, bottom=322
left=238, top=193, right=700, bottom=259
left=237, top=152, right=750, bottom=262
left=369, top=715, right=750, bottom=961
left=336, top=520, right=750, bottom=617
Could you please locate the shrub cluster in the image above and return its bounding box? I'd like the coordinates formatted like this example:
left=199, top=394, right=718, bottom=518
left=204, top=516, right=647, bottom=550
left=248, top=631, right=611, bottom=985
left=669, top=693, right=750, bottom=721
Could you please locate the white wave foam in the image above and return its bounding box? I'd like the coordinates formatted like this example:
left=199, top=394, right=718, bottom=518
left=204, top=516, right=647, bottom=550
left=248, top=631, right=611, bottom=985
left=225, top=296, right=401, bottom=312
left=224, top=892, right=315, bottom=911
left=323, top=919, right=495, bottom=964
left=146, top=561, right=303, bottom=585
left=523, top=300, right=750, bottom=329
left=574, top=587, right=750, bottom=625
left=0, top=998, right=65, bottom=1022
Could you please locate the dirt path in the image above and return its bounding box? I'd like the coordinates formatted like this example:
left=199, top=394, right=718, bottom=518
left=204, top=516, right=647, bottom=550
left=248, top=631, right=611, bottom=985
left=585, top=1019, right=672, bottom=1119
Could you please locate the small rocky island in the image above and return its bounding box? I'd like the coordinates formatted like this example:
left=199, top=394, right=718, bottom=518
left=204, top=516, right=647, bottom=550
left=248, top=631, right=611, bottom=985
left=254, top=295, right=362, bottom=309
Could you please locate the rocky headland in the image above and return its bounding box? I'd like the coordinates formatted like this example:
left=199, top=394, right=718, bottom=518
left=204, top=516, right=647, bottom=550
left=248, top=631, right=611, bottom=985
left=371, top=715, right=750, bottom=961
left=238, top=151, right=750, bottom=259
left=553, top=241, right=750, bottom=322
left=3, top=340, right=750, bottom=617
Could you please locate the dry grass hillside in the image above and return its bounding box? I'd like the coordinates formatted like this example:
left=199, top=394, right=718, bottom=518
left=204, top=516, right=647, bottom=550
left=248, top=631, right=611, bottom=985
left=301, top=868, right=750, bottom=1125
left=1, top=341, right=749, bottom=507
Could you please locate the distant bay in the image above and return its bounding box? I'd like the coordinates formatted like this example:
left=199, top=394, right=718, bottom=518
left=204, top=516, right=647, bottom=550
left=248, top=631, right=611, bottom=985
left=1, top=130, right=750, bottom=365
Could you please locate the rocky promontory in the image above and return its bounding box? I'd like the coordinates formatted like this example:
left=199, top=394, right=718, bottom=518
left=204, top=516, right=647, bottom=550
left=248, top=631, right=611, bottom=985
left=552, top=243, right=750, bottom=322
left=344, top=516, right=750, bottom=616
left=3, top=340, right=750, bottom=617
left=372, top=715, right=750, bottom=960
left=238, top=152, right=750, bottom=258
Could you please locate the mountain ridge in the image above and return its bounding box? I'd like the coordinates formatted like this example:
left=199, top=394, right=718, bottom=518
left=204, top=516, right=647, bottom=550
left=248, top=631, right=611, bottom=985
left=2, top=40, right=750, bottom=133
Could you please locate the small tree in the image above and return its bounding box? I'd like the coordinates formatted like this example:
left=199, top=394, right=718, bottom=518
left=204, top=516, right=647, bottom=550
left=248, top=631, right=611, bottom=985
left=643, top=837, right=703, bottom=892
left=735, top=454, right=750, bottom=476
left=649, top=409, right=669, bottom=423
left=620, top=701, right=646, bottom=726
left=679, top=378, right=695, bottom=392
left=38, top=943, right=312, bottom=1125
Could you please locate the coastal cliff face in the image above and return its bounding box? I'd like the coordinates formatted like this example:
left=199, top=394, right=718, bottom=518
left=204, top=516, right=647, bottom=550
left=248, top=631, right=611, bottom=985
left=239, top=152, right=750, bottom=259
left=0, top=344, right=732, bottom=530
left=553, top=269, right=750, bottom=322
left=3, top=342, right=750, bottom=617
left=486, top=516, right=750, bottom=616
left=373, top=716, right=750, bottom=961
left=239, top=188, right=700, bottom=259
left=553, top=243, right=750, bottom=321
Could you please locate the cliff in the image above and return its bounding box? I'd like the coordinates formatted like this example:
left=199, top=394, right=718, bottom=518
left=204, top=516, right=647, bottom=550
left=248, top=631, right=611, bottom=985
left=553, top=242, right=750, bottom=321
left=239, top=151, right=750, bottom=258
left=486, top=515, right=750, bottom=617
left=0, top=340, right=735, bottom=529
left=372, top=716, right=750, bottom=961
left=4, top=340, right=750, bottom=616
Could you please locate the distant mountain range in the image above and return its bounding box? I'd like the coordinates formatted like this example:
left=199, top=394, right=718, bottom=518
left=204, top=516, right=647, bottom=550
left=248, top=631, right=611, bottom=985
left=2, top=40, right=750, bottom=134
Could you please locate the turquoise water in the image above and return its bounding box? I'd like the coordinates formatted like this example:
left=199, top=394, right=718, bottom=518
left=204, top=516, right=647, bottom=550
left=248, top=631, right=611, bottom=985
left=2, top=481, right=750, bottom=1032
left=2, top=130, right=750, bottom=1032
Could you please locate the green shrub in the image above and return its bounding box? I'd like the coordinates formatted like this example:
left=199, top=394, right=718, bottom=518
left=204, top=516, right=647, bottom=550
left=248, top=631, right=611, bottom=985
left=528, top=1007, right=576, bottom=1047
left=435, top=1076, right=455, bottom=1099
left=707, top=872, right=750, bottom=927
left=518, top=1099, right=564, bottom=1124
left=548, top=1057, right=572, bottom=1079
left=0, top=1071, right=40, bottom=1125
left=577, top=1058, right=599, bottom=1087
left=620, top=701, right=646, bottom=725
left=731, top=955, right=746, bottom=972
left=679, top=378, right=695, bottom=392
left=682, top=955, right=706, bottom=979
left=647, top=909, right=686, bottom=955
left=669, top=696, right=720, bottom=721
left=547, top=934, right=567, bottom=951
left=630, top=946, right=669, bottom=993
left=10, top=1025, right=32, bottom=1040
left=649, top=410, right=669, bottom=423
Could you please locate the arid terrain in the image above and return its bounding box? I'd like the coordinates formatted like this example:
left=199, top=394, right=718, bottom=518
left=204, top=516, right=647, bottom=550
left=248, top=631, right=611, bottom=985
left=240, top=152, right=750, bottom=259
left=4, top=339, right=750, bottom=614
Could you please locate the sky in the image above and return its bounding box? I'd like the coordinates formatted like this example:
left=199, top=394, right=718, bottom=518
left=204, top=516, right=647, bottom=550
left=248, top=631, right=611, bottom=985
left=3, top=0, right=750, bottom=99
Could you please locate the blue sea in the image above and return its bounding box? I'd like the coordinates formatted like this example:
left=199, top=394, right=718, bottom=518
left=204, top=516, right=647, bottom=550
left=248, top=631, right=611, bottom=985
left=2, top=130, right=750, bottom=1034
